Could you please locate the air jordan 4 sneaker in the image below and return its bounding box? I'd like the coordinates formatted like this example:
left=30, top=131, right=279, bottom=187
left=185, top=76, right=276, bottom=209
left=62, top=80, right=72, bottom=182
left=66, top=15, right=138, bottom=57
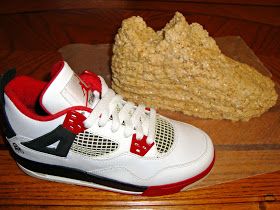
left=0, top=61, right=214, bottom=196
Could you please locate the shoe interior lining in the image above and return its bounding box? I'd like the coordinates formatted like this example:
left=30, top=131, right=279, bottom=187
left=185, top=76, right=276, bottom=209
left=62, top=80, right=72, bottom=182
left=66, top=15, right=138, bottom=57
left=5, top=76, right=49, bottom=118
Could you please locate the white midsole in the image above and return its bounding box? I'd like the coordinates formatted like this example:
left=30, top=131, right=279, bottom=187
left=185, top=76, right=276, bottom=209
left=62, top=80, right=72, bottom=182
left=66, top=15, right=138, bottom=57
left=17, top=163, right=142, bottom=195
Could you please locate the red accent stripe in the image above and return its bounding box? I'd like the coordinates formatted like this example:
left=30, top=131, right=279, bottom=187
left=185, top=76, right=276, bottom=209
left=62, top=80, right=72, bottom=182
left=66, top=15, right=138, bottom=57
left=63, top=110, right=87, bottom=134
left=130, top=134, right=154, bottom=156
left=142, top=153, right=215, bottom=196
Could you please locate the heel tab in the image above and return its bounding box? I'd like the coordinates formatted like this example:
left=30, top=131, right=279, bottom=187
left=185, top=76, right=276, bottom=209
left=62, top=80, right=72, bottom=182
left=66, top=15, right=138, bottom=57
left=0, top=68, right=16, bottom=102
left=0, top=68, right=16, bottom=87
left=0, top=68, right=17, bottom=138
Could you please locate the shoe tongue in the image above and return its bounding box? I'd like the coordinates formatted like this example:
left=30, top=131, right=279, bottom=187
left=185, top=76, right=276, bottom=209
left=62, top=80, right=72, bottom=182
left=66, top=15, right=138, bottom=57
left=40, top=61, right=100, bottom=114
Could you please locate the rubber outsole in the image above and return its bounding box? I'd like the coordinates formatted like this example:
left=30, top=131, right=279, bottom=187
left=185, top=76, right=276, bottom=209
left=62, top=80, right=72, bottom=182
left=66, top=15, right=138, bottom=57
left=13, top=149, right=215, bottom=196
left=17, top=163, right=143, bottom=195
left=143, top=154, right=215, bottom=196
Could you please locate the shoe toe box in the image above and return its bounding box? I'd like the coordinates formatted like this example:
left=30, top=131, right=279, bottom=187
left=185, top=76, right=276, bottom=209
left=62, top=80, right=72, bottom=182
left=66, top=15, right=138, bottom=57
left=151, top=119, right=215, bottom=184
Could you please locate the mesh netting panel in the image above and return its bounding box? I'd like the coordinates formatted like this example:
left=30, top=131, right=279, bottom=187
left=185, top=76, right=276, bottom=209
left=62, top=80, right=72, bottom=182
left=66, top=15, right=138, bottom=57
left=71, top=132, right=118, bottom=157
left=154, top=117, right=174, bottom=153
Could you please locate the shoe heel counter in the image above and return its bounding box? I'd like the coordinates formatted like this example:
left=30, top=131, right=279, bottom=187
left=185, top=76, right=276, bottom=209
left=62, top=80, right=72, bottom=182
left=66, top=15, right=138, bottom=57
left=0, top=69, right=17, bottom=138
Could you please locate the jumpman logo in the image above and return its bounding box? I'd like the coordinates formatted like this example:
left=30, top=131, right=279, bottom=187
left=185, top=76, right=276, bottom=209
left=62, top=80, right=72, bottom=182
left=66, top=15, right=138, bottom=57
left=79, top=81, right=91, bottom=106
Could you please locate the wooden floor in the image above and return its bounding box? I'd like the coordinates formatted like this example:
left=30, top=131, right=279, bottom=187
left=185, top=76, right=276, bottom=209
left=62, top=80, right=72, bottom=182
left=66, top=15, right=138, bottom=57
left=0, top=1, right=280, bottom=209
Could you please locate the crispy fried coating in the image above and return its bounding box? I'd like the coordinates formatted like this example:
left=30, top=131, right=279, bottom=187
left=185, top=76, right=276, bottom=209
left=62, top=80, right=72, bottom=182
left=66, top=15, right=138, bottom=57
left=111, top=12, right=278, bottom=121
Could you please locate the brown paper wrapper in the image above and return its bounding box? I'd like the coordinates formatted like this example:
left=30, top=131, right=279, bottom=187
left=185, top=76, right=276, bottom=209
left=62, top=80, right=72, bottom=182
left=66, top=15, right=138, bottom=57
left=58, top=36, right=280, bottom=190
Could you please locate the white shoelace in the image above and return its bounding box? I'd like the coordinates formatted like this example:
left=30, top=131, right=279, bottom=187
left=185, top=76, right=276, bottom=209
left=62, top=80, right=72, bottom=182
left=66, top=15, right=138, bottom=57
left=83, top=89, right=156, bottom=144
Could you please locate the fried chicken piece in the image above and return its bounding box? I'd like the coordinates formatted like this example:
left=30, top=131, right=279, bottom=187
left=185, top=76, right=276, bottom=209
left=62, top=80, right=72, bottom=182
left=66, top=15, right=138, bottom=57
left=112, top=12, right=278, bottom=121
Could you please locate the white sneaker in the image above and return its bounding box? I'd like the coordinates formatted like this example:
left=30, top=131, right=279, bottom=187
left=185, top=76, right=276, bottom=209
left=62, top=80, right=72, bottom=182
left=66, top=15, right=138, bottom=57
left=1, top=61, right=214, bottom=196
